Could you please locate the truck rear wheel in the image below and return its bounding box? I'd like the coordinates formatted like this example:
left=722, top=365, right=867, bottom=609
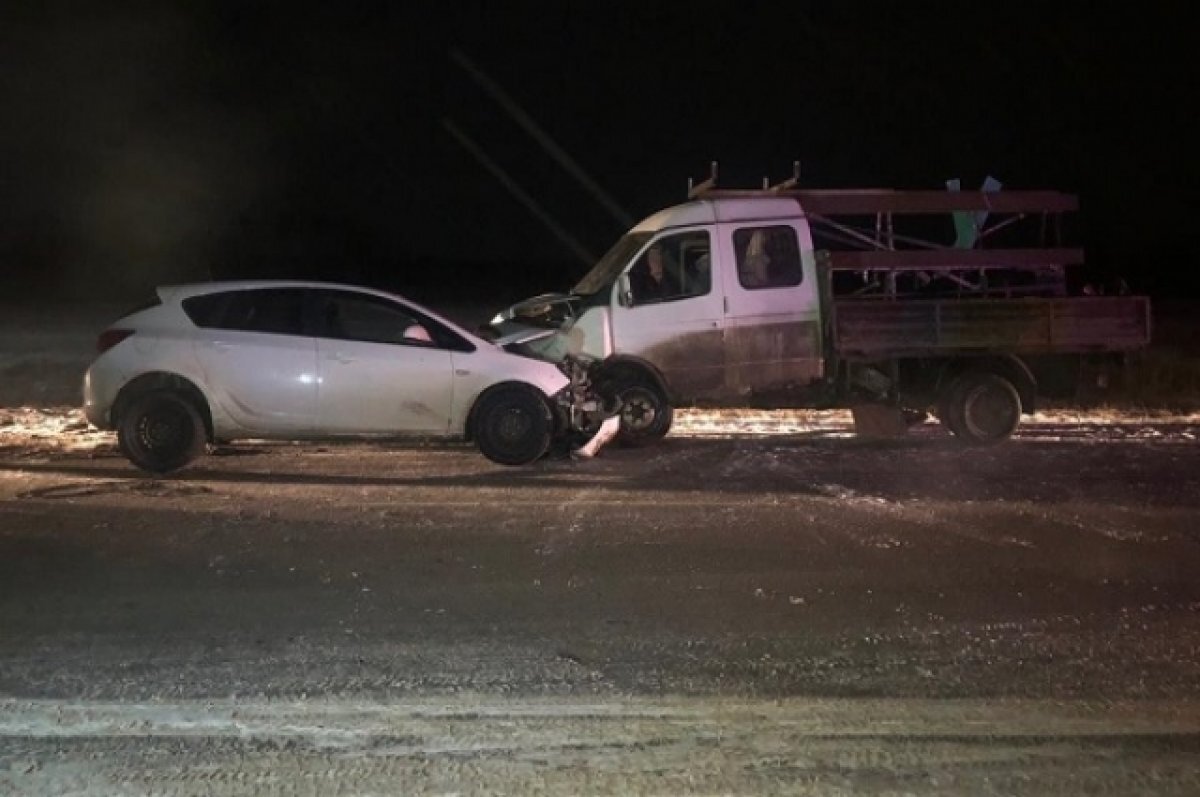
left=941, top=371, right=1022, bottom=445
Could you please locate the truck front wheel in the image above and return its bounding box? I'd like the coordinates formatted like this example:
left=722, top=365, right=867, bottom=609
left=941, top=371, right=1022, bottom=445
left=614, top=381, right=673, bottom=446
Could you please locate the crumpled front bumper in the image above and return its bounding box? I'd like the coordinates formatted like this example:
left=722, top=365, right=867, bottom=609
left=551, top=354, right=620, bottom=441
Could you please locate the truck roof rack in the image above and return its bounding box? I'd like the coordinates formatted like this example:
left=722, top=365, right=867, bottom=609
left=687, top=161, right=1078, bottom=213
left=686, top=161, right=1082, bottom=299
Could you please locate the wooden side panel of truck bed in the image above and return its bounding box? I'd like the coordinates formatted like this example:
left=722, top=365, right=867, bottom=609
left=832, top=296, right=1151, bottom=358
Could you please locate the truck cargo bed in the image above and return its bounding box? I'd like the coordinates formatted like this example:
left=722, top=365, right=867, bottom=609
left=832, top=296, right=1151, bottom=358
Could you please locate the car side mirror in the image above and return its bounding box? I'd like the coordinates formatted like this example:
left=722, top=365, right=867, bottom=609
left=617, top=274, right=633, bottom=307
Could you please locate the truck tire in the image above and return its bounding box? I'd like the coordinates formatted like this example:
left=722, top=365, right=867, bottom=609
left=117, top=390, right=208, bottom=474
left=941, top=371, right=1022, bottom=445
left=614, top=380, right=673, bottom=446
left=472, top=385, right=554, bottom=466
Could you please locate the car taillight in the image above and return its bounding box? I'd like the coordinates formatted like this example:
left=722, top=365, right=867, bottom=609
left=97, top=328, right=135, bottom=354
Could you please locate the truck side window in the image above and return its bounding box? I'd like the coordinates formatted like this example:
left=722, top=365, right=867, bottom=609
left=629, top=230, right=711, bottom=306
left=734, top=226, right=803, bottom=290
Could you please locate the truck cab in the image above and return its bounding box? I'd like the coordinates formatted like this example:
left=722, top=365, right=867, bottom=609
left=554, top=197, right=825, bottom=407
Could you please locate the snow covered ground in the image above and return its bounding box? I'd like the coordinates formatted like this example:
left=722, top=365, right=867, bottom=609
left=3, top=405, right=1200, bottom=460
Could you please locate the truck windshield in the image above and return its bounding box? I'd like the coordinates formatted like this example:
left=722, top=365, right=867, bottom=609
left=571, top=232, right=653, bottom=298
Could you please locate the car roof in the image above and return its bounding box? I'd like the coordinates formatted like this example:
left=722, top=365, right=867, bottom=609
left=157, top=279, right=408, bottom=302
left=155, top=280, right=490, bottom=348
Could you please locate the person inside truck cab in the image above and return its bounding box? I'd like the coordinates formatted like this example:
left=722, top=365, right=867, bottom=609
left=686, top=251, right=711, bottom=294
left=739, top=229, right=772, bottom=288
left=629, top=244, right=680, bottom=303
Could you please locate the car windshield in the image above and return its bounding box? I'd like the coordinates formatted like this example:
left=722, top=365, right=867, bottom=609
left=570, top=232, right=653, bottom=297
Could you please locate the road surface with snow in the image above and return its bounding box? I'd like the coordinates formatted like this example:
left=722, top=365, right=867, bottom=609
left=2, top=407, right=1200, bottom=793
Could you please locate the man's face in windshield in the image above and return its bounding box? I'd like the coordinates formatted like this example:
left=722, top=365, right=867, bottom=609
left=648, top=246, right=664, bottom=281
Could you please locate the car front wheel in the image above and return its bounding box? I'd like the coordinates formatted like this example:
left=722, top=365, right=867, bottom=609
left=117, top=390, right=208, bottom=474
left=473, top=385, right=554, bottom=466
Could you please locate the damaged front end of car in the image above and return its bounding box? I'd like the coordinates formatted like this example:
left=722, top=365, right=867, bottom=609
left=553, top=353, right=621, bottom=443
left=498, top=328, right=620, bottom=454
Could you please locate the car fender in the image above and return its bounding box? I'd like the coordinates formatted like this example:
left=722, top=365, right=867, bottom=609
left=448, top=348, right=569, bottom=436
left=110, top=371, right=220, bottom=441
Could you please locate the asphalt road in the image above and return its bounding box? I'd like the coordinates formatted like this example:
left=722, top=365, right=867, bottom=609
left=2, top=410, right=1200, bottom=794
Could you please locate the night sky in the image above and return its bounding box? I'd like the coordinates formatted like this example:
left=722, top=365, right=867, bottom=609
left=2, top=2, right=1195, bottom=305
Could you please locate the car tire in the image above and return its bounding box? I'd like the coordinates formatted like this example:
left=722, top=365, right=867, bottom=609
left=117, top=390, right=208, bottom=474
left=942, top=371, right=1022, bottom=445
left=613, top=380, right=673, bottom=446
left=473, top=385, right=554, bottom=466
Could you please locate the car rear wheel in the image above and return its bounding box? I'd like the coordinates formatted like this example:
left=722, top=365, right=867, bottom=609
left=473, top=385, right=553, bottom=466
left=117, top=390, right=207, bottom=474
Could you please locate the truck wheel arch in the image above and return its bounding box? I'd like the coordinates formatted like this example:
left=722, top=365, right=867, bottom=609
left=594, top=357, right=675, bottom=446
left=937, top=355, right=1037, bottom=414
left=594, top=357, right=674, bottom=405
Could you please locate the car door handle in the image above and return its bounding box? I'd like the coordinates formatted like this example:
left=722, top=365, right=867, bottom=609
left=328, top=352, right=354, bottom=364
left=205, top=340, right=232, bottom=352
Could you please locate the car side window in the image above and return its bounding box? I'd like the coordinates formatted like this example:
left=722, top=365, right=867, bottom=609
left=733, top=226, right=803, bottom=290
left=312, top=291, right=472, bottom=351
left=181, top=293, right=230, bottom=328
left=184, top=289, right=308, bottom=335
left=219, top=289, right=308, bottom=335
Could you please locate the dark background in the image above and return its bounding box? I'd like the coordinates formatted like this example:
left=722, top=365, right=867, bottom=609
left=2, top=2, right=1195, bottom=308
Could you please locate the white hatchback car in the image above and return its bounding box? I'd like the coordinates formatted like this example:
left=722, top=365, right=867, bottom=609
left=84, top=281, right=579, bottom=473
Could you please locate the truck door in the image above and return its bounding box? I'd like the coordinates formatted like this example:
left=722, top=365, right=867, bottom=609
left=609, top=228, right=725, bottom=399
left=717, top=220, right=823, bottom=397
